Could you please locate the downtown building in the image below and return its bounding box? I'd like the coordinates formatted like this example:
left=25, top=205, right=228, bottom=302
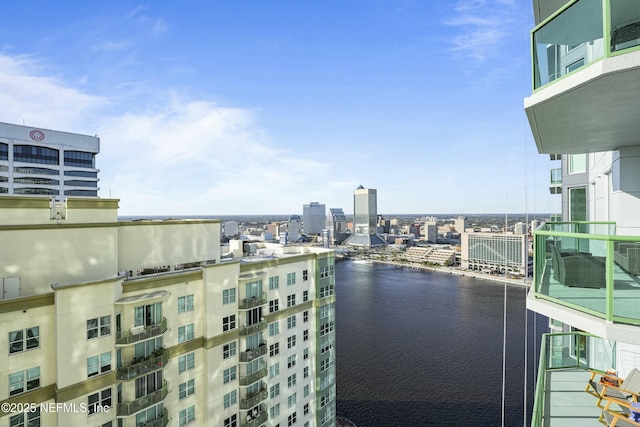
left=0, top=122, right=100, bottom=198
left=302, top=203, right=326, bottom=236
left=460, top=232, right=529, bottom=276
left=525, top=1, right=640, bottom=425
left=343, top=186, right=386, bottom=248
left=0, top=196, right=336, bottom=427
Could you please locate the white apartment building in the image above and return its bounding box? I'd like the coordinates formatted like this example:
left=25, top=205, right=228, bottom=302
left=0, top=196, right=336, bottom=427
left=525, top=0, right=640, bottom=425
left=460, top=232, right=528, bottom=276
left=0, top=122, right=100, bottom=198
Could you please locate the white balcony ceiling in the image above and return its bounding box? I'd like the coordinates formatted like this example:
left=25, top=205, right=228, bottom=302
left=525, top=50, right=640, bottom=154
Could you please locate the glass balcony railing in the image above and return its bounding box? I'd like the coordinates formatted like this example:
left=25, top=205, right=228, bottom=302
left=533, top=222, right=640, bottom=325
left=116, top=381, right=169, bottom=416
left=116, top=348, right=169, bottom=381
left=239, top=387, right=268, bottom=409
left=239, top=320, right=267, bottom=336
left=239, top=362, right=267, bottom=386
left=531, top=332, right=616, bottom=427
left=241, top=405, right=268, bottom=427
left=239, top=292, right=267, bottom=309
left=116, top=318, right=167, bottom=346
left=239, top=342, right=267, bottom=363
left=138, top=408, right=169, bottom=427
left=532, top=0, right=640, bottom=90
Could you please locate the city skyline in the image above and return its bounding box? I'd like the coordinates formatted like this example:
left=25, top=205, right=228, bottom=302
left=0, top=1, right=555, bottom=215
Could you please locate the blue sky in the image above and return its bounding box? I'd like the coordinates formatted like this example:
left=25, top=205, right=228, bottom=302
left=0, top=0, right=556, bottom=215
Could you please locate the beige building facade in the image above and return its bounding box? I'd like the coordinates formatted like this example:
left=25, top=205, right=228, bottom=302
left=0, top=196, right=336, bottom=427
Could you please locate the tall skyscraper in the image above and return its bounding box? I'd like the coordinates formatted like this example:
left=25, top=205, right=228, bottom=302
left=302, top=202, right=326, bottom=235
left=344, top=185, right=387, bottom=247
left=328, top=208, right=347, bottom=245
left=0, top=122, right=100, bottom=198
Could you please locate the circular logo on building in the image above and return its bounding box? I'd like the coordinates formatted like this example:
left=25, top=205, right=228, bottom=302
left=29, top=129, right=45, bottom=141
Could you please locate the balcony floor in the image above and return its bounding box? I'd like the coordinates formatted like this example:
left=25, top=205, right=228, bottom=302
left=540, top=259, right=640, bottom=320
left=542, top=369, right=602, bottom=427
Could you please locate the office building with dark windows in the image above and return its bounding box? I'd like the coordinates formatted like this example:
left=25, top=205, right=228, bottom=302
left=0, top=122, right=100, bottom=198
left=343, top=185, right=387, bottom=248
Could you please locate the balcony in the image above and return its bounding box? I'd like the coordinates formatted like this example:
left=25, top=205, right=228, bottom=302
left=116, top=381, right=169, bottom=416
left=240, top=405, right=268, bottom=427
left=525, top=0, right=640, bottom=154
left=139, top=408, right=169, bottom=427
left=239, top=320, right=267, bottom=336
left=531, top=332, right=615, bottom=427
left=239, top=293, right=267, bottom=310
left=239, top=342, right=268, bottom=363
left=116, top=348, right=169, bottom=381
left=239, top=362, right=267, bottom=386
left=116, top=318, right=167, bottom=346
left=549, top=168, right=562, bottom=195
left=239, top=387, right=268, bottom=410
left=531, top=222, right=640, bottom=326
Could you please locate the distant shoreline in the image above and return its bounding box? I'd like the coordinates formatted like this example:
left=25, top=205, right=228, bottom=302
left=348, top=258, right=530, bottom=287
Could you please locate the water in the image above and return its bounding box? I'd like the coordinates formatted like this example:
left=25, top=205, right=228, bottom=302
left=335, top=261, right=546, bottom=427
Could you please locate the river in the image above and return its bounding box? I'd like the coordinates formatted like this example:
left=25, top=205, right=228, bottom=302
left=334, top=260, right=546, bottom=427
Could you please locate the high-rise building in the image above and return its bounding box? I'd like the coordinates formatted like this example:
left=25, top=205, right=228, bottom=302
left=454, top=216, right=468, bottom=234
left=460, top=232, right=528, bottom=276
left=0, top=122, right=100, bottom=198
left=327, top=208, right=347, bottom=245
left=525, top=1, right=640, bottom=424
left=287, top=215, right=302, bottom=241
left=302, top=202, right=326, bottom=235
left=0, top=196, right=336, bottom=427
left=343, top=185, right=387, bottom=248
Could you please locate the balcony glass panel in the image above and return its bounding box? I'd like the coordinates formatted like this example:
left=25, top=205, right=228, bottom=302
left=610, top=0, right=640, bottom=52
left=116, top=349, right=168, bottom=381
left=117, top=381, right=169, bottom=416
left=533, top=0, right=604, bottom=88
left=116, top=317, right=167, bottom=346
left=534, top=223, right=640, bottom=324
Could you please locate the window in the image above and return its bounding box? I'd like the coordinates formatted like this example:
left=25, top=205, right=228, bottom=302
left=569, top=187, right=587, bottom=222
left=303, top=311, right=309, bottom=323
left=222, top=288, right=236, bottom=305
left=8, top=327, right=40, bottom=354
left=179, top=353, right=195, bottom=373
left=568, top=153, right=586, bottom=174
left=223, top=390, right=237, bottom=409
left=303, top=330, right=309, bottom=341
left=320, top=358, right=334, bottom=372
left=303, top=348, right=309, bottom=360
left=13, top=145, right=59, bottom=165
left=287, top=373, right=297, bottom=388
left=303, top=290, right=308, bottom=302
left=270, top=403, right=280, bottom=419
left=288, top=392, right=297, bottom=408
left=288, top=355, right=296, bottom=369
left=287, top=335, right=296, bottom=349
left=320, top=285, right=334, bottom=298
left=178, top=295, right=194, bottom=313
left=134, top=302, right=162, bottom=327
left=287, top=315, right=296, bottom=329
left=321, top=390, right=336, bottom=408
left=287, top=272, right=296, bottom=286
left=87, top=316, right=111, bottom=339
left=320, top=322, right=334, bottom=336
left=269, top=299, right=279, bottom=313
left=224, top=414, right=237, bottom=427
left=64, top=150, right=94, bottom=168
left=87, top=352, right=111, bottom=377
left=287, top=294, right=296, bottom=307
left=223, top=366, right=237, bottom=384
left=223, top=315, right=236, bottom=332
left=320, top=305, right=333, bottom=319
left=135, top=371, right=162, bottom=398
left=303, top=270, right=308, bottom=281
left=178, top=324, right=195, bottom=343
left=9, top=409, right=40, bottom=427
left=303, top=384, right=309, bottom=397
left=270, top=383, right=280, bottom=398
left=288, top=412, right=297, bottom=426
left=303, top=366, right=309, bottom=378
left=304, top=403, right=309, bottom=415
left=179, top=379, right=195, bottom=399
left=269, top=276, right=279, bottom=289
left=270, top=343, right=280, bottom=356
left=179, top=405, right=195, bottom=426
left=269, top=322, right=279, bottom=337
left=9, top=367, right=40, bottom=396
left=270, top=362, right=280, bottom=379
left=223, top=342, right=236, bottom=359
left=88, top=388, right=112, bottom=415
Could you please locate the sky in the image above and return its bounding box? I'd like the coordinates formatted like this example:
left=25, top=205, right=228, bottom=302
left=0, top=0, right=557, bottom=216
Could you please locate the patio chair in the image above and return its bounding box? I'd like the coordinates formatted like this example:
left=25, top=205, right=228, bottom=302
left=587, top=368, right=640, bottom=408
left=601, top=399, right=640, bottom=426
